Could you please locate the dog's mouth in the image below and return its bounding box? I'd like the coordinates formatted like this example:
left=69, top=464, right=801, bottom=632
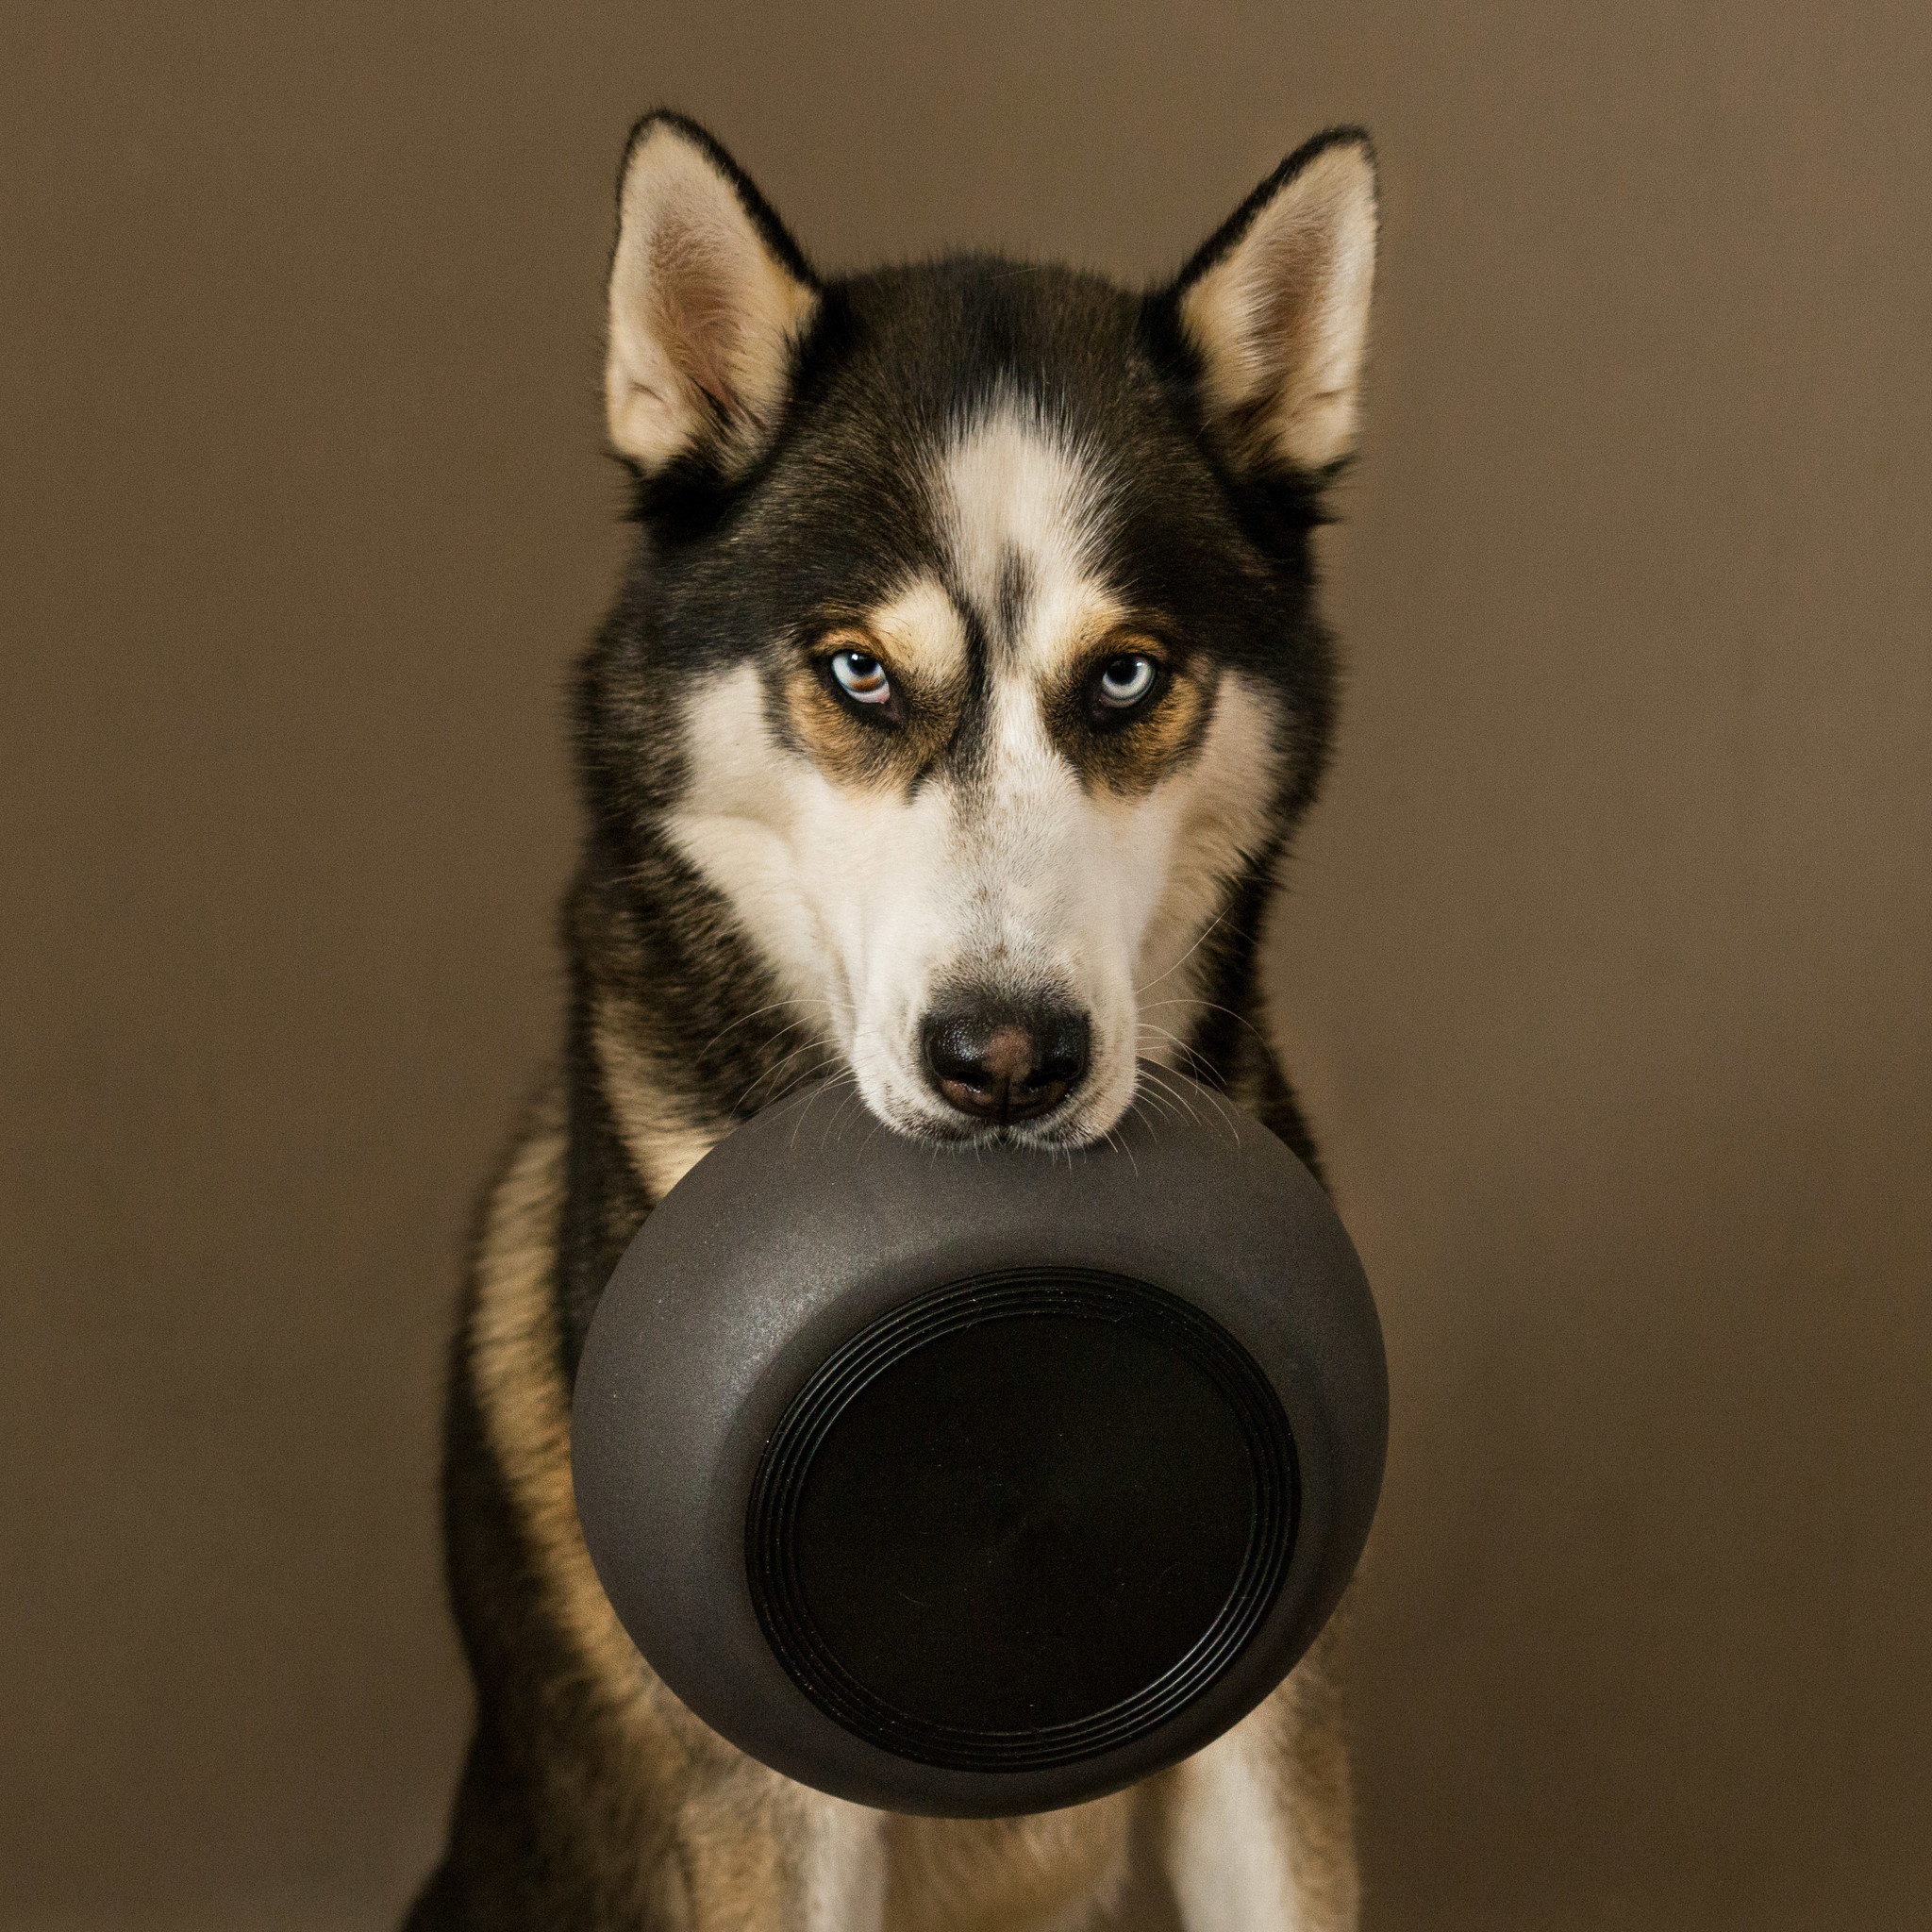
left=902, top=1105, right=1099, bottom=1150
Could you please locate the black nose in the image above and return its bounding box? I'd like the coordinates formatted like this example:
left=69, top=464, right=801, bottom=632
left=921, top=997, right=1091, bottom=1125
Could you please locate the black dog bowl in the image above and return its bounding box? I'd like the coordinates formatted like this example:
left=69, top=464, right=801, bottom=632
left=573, top=1074, right=1385, bottom=1817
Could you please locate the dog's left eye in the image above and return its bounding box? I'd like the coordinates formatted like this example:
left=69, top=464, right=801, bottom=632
left=1094, top=654, right=1158, bottom=711
left=830, top=650, right=892, bottom=706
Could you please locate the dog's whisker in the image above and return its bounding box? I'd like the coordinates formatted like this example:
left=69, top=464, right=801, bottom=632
left=1135, top=1065, right=1212, bottom=1137
left=1129, top=1082, right=1184, bottom=1132
left=697, top=992, right=807, bottom=1041
left=762, top=1055, right=841, bottom=1115
left=786, top=1066, right=860, bottom=1151
left=816, top=1078, right=869, bottom=1153
left=1142, top=995, right=1275, bottom=1055
left=1133, top=1020, right=1229, bottom=1090
left=1133, top=908, right=1230, bottom=998
left=733, top=1049, right=818, bottom=1114
left=740, top=1034, right=832, bottom=1107
left=1140, top=1062, right=1244, bottom=1149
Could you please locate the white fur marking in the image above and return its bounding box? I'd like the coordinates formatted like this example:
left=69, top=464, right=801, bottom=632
left=802, top=1799, right=888, bottom=1932
left=1166, top=1714, right=1303, bottom=1932
left=937, top=401, right=1118, bottom=673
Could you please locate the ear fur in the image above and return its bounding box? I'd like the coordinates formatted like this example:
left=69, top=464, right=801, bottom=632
left=605, top=112, right=821, bottom=478
left=1166, top=127, right=1378, bottom=478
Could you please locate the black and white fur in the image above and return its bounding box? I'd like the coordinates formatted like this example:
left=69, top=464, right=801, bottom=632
left=409, top=112, right=1378, bottom=1932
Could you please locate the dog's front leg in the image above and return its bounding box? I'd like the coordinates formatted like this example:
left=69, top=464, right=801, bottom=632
left=665, top=1773, right=887, bottom=1932
left=1152, top=1655, right=1358, bottom=1932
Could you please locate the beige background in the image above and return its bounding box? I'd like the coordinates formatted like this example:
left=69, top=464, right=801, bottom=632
left=4, top=3, right=1928, bottom=1927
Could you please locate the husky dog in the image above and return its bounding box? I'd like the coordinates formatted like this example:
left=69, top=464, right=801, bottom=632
left=408, top=112, right=1378, bottom=1932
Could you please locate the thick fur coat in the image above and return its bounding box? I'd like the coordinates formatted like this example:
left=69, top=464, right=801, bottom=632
left=408, top=113, right=1379, bottom=1932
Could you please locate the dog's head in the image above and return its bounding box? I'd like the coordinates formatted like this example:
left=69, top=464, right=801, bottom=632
left=586, top=115, right=1376, bottom=1149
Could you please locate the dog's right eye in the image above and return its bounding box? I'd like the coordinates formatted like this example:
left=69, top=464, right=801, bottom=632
left=829, top=650, right=893, bottom=707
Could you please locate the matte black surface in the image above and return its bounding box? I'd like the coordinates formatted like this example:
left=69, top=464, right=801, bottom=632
left=746, top=1270, right=1297, bottom=1768
left=572, top=1074, right=1386, bottom=1815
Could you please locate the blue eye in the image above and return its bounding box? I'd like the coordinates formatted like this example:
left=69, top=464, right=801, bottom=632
left=1096, top=654, right=1158, bottom=708
left=830, top=649, right=892, bottom=705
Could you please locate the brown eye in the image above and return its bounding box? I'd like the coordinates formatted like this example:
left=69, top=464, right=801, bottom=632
left=830, top=649, right=892, bottom=706
left=1092, top=652, right=1160, bottom=717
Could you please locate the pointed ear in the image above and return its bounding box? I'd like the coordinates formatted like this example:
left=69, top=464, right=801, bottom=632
left=1165, top=128, right=1378, bottom=478
left=604, top=113, right=821, bottom=478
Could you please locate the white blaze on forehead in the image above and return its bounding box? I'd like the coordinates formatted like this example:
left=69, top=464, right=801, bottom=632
left=933, top=399, right=1124, bottom=670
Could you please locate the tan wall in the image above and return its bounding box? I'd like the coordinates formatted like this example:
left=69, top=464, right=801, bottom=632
left=4, top=4, right=1927, bottom=1927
